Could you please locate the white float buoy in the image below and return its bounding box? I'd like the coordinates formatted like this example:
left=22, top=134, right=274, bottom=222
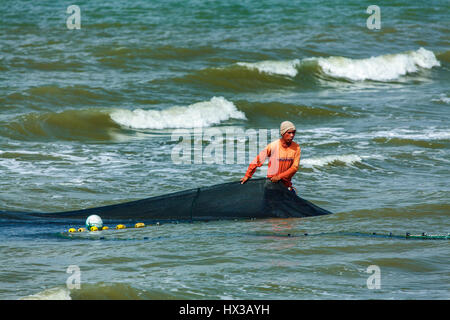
left=85, top=215, right=103, bottom=230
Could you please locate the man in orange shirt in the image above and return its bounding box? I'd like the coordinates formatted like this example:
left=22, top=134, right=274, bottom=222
left=240, top=121, right=301, bottom=192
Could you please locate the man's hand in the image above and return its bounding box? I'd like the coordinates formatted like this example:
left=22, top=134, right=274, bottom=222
left=270, top=175, right=281, bottom=183
left=240, top=176, right=249, bottom=184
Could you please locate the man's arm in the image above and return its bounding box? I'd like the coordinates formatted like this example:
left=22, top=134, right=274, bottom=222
left=240, top=144, right=271, bottom=184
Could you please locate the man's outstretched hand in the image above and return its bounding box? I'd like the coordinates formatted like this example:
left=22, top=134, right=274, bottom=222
left=240, top=176, right=249, bottom=184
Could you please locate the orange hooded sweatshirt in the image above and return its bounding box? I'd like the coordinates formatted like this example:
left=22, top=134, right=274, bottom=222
left=245, top=139, right=301, bottom=188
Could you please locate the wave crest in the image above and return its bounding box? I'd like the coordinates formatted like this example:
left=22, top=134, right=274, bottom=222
left=236, top=59, right=302, bottom=77
left=301, top=154, right=364, bottom=168
left=237, top=48, right=440, bottom=81
left=109, top=97, right=246, bottom=129
left=315, top=47, right=440, bottom=81
left=169, top=48, right=441, bottom=92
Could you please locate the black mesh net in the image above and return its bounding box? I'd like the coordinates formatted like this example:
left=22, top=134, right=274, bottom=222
left=4, top=178, right=332, bottom=222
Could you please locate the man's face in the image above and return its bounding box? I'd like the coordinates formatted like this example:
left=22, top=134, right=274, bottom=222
left=282, top=130, right=296, bottom=143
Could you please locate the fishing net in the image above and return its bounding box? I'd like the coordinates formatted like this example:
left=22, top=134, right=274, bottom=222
left=7, top=178, right=332, bottom=221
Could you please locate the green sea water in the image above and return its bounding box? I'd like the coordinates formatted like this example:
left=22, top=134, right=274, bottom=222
left=0, top=0, right=449, bottom=300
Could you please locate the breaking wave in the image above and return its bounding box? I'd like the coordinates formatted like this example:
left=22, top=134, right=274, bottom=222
left=110, top=96, right=246, bottom=129
left=174, top=48, right=441, bottom=91
left=300, top=154, right=380, bottom=169
left=313, top=47, right=440, bottom=81
left=1, top=97, right=247, bottom=141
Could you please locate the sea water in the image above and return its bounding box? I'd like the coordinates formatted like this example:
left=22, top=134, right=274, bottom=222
left=0, top=0, right=448, bottom=300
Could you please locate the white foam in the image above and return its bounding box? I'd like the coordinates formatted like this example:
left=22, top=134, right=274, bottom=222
left=236, top=59, right=301, bottom=77
left=315, top=47, right=440, bottom=81
left=20, top=287, right=71, bottom=300
left=110, top=97, right=246, bottom=129
left=301, top=154, right=363, bottom=168
left=300, top=127, right=450, bottom=142
left=235, top=48, right=440, bottom=81
left=0, top=149, right=87, bottom=162
left=368, top=128, right=450, bottom=141
left=431, top=94, right=450, bottom=104
left=0, top=158, right=37, bottom=175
